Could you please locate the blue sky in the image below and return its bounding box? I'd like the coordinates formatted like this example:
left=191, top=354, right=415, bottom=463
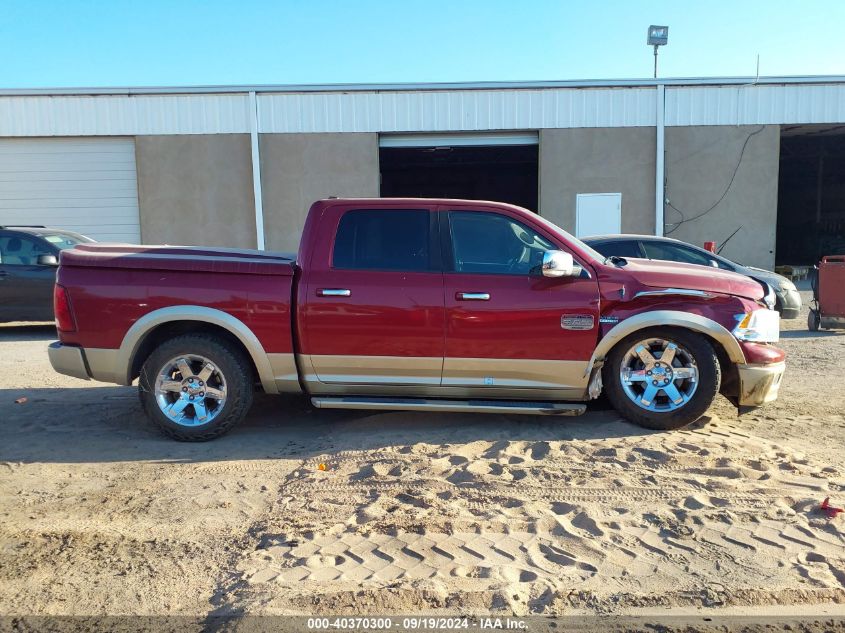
left=2, top=0, right=843, bottom=88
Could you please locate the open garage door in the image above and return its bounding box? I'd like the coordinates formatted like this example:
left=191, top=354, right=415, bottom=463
left=777, top=125, right=845, bottom=265
left=379, top=132, right=539, bottom=211
left=0, top=138, right=141, bottom=243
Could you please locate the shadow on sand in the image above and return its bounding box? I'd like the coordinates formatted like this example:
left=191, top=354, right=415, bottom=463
left=0, top=385, right=656, bottom=465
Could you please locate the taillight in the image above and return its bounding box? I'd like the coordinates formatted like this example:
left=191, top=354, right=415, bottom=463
left=54, top=284, right=76, bottom=332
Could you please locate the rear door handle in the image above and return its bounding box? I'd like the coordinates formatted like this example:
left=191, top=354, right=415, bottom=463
left=317, top=288, right=351, bottom=297
left=456, top=292, right=490, bottom=301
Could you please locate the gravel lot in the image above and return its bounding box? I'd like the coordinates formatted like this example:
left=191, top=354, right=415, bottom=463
left=2, top=289, right=845, bottom=621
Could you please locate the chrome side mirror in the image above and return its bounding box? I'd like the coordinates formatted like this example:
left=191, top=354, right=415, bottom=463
left=541, top=250, right=583, bottom=278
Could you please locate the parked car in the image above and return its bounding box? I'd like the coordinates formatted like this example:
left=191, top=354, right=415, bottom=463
left=582, top=234, right=801, bottom=319
left=48, top=198, right=785, bottom=441
left=0, top=226, right=94, bottom=322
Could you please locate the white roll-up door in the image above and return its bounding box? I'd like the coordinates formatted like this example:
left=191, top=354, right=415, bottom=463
left=0, top=137, right=140, bottom=243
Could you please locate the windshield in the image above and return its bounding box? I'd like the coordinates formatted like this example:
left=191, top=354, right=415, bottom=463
left=531, top=212, right=607, bottom=263
left=40, top=232, right=94, bottom=250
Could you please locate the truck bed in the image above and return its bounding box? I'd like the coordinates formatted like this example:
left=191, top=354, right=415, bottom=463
left=56, top=244, right=297, bottom=388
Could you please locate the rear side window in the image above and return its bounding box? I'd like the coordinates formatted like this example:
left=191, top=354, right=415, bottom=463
left=333, top=209, right=432, bottom=272
left=642, top=240, right=715, bottom=267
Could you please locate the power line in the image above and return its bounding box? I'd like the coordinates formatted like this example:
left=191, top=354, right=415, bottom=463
left=664, top=125, right=766, bottom=235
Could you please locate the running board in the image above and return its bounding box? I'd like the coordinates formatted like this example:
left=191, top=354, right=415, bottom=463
left=310, top=396, right=586, bottom=416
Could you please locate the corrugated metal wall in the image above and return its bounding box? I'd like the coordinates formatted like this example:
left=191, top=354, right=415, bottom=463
left=665, top=84, right=845, bottom=126
left=0, top=95, right=250, bottom=136
left=257, top=88, right=656, bottom=133
left=0, top=83, right=843, bottom=136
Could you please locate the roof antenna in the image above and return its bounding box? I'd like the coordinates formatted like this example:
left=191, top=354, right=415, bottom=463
left=755, top=54, right=760, bottom=83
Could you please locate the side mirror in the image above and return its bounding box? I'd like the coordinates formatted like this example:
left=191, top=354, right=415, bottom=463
left=37, top=254, right=59, bottom=266
left=541, top=250, right=583, bottom=278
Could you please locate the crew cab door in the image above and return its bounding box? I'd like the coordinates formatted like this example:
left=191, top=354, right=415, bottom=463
left=440, top=207, right=601, bottom=393
left=298, top=204, right=445, bottom=386
left=0, top=232, right=57, bottom=322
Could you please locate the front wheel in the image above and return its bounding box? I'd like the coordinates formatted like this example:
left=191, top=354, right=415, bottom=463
left=139, top=334, right=254, bottom=441
left=603, top=328, right=720, bottom=431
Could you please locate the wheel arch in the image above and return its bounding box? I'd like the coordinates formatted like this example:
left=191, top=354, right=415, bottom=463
left=120, top=306, right=279, bottom=394
left=590, top=310, right=745, bottom=371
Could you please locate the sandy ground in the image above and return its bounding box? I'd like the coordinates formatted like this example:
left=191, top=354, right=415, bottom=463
left=2, top=289, right=845, bottom=623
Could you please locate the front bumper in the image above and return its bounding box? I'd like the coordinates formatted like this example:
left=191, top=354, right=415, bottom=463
left=48, top=341, right=91, bottom=381
left=737, top=361, right=785, bottom=406
left=778, top=287, right=802, bottom=320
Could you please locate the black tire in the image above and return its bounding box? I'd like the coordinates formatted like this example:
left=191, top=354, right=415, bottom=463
left=138, top=334, right=254, bottom=441
left=808, top=308, right=821, bottom=332
left=602, top=327, right=720, bottom=431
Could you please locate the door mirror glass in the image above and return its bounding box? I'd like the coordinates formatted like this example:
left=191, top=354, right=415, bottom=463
left=37, top=254, right=58, bottom=266
left=541, top=250, right=582, bottom=278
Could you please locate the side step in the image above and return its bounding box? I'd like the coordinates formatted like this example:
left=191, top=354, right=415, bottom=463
left=310, top=396, right=586, bottom=416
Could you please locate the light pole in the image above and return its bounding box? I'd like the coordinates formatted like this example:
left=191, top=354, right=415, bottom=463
left=647, top=25, right=668, bottom=78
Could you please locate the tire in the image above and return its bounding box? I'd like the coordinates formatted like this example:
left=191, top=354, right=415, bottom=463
left=808, top=308, right=821, bottom=332
left=138, top=333, right=254, bottom=441
left=602, top=327, right=720, bottom=431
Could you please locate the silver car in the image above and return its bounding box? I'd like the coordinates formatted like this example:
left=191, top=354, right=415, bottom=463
left=584, top=234, right=801, bottom=319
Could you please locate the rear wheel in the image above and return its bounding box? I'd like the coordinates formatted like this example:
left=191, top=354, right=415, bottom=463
left=139, top=334, right=254, bottom=441
left=808, top=308, right=821, bottom=332
left=603, top=328, right=720, bottom=431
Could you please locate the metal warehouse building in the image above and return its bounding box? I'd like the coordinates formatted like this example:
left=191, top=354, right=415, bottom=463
left=1, top=76, right=844, bottom=269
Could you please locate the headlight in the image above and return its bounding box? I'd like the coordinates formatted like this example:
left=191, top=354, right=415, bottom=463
left=733, top=309, right=780, bottom=343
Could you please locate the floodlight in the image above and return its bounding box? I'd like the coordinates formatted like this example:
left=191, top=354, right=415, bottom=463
left=647, top=25, right=668, bottom=46
left=647, top=25, right=669, bottom=78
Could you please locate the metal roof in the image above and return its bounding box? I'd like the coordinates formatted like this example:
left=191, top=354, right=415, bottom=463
left=2, top=76, right=845, bottom=137
left=1, top=75, right=844, bottom=96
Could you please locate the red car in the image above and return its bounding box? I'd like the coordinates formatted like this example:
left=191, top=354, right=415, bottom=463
left=48, top=198, right=785, bottom=441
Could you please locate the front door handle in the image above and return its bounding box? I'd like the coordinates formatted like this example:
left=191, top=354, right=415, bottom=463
left=317, top=288, right=351, bottom=297
left=456, top=292, right=490, bottom=301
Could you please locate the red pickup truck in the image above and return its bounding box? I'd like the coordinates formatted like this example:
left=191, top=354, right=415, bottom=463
left=48, top=198, right=785, bottom=441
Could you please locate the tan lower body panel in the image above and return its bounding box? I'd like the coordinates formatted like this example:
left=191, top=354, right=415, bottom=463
left=303, top=354, right=443, bottom=386
left=85, top=347, right=123, bottom=384
left=301, top=354, right=590, bottom=401
left=266, top=352, right=302, bottom=393
left=442, top=357, right=590, bottom=390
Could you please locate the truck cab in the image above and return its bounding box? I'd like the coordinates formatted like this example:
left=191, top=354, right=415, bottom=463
left=48, top=198, right=785, bottom=441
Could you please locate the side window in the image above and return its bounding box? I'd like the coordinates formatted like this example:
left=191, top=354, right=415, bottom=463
left=448, top=211, right=554, bottom=275
left=591, top=240, right=644, bottom=258
left=0, top=234, right=50, bottom=266
left=332, top=209, right=432, bottom=272
left=641, top=241, right=714, bottom=268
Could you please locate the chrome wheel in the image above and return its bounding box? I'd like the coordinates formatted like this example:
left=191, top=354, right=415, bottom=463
left=619, top=338, right=699, bottom=412
left=154, top=354, right=227, bottom=427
